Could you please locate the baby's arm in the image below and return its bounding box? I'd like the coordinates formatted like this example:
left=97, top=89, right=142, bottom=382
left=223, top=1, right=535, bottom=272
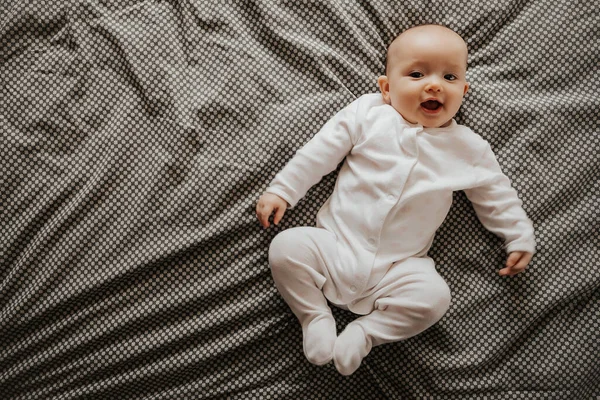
left=256, top=98, right=360, bottom=227
left=464, top=143, right=536, bottom=276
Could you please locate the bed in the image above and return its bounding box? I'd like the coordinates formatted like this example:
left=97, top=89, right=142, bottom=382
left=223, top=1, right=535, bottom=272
left=1, top=0, right=598, bottom=398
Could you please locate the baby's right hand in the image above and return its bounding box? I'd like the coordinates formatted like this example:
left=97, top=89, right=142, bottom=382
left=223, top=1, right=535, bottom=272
left=256, top=193, right=288, bottom=228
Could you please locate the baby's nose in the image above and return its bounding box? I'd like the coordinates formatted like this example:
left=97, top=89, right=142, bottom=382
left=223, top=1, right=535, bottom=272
left=425, top=78, right=443, bottom=91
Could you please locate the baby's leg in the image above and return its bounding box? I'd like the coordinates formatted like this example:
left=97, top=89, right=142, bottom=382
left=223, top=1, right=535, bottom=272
left=269, top=227, right=341, bottom=365
left=333, top=257, right=451, bottom=375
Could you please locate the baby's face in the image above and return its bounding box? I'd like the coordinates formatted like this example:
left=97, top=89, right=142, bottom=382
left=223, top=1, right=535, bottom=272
left=378, top=26, right=469, bottom=128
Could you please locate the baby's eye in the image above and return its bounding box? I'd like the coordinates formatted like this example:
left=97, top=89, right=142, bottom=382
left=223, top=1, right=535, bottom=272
left=409, top=71, right=423, bottom=78
left=444, top=74, right=457, bottom=81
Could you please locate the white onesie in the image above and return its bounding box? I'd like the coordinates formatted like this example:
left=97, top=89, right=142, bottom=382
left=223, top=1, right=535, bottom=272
left=266, top=93, right=536, bottom=374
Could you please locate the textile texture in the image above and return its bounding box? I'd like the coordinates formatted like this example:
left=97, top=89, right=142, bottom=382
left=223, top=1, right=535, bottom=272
left=1, top=0, right=598, bottom=398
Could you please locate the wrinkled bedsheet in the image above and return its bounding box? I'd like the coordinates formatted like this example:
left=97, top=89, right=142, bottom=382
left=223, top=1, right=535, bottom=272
left=1, top=1, right=599, bottom=398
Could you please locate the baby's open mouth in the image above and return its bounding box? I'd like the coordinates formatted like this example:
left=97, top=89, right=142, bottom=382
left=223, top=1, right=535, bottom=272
left=421, top=100, right=443, bottom=111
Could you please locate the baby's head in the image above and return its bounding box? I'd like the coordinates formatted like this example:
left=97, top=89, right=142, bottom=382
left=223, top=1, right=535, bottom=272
left=378, top=24, right=470, bottom=128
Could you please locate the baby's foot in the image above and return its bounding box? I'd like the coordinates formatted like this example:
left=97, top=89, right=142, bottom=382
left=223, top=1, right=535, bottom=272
left=333, top=323, right=372, bottom=375
left=302, top=314, right=337, bottom=365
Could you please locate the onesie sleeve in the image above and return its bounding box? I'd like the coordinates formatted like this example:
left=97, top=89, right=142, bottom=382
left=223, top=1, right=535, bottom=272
left=463, top=143, right=536, bottom=254
left=265, top=97, right=360, bottom=208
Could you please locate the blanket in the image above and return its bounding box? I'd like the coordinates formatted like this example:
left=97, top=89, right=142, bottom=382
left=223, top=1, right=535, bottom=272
left=1, top=0, right=598, bottom=398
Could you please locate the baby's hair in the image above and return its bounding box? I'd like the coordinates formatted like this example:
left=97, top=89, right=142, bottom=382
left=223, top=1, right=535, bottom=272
left=382, top=24, right=466, bottom=75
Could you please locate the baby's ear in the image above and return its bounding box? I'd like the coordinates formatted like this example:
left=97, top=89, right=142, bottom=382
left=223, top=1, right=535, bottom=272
left=463, top=82, right=470, bottom=96
left=377, top=76, right=391, bottom=103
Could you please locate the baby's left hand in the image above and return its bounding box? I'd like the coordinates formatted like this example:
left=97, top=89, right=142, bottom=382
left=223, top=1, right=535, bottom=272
left=499, top=251, right=533, bottom=277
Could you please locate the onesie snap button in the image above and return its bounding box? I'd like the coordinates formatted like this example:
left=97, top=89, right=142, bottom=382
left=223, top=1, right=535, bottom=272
left=387, top=194, right=395, bottom=201
left=368, top=237, right=376, bottom=246
left=350, top=285, right=357, bottom=292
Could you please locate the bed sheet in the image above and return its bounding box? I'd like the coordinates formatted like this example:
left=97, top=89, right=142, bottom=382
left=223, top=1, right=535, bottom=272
left=1, top=0, right=599, bottom=398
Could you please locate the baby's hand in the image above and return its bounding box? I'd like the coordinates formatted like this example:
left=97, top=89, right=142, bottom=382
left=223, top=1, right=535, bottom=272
left=256, top=193, right=288, bottom=228
left=499, top=251, right=532, bottom=277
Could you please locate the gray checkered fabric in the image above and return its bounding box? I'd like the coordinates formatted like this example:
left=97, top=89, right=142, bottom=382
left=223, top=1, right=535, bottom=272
left=1, top=1, right=599, bottom=399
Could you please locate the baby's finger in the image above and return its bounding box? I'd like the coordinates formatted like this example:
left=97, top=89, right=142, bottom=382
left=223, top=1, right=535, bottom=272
left=499, top=262, right=527, bottom=277
left=273, top=206, right=285, bottom=225
left=512, top=257, right=530, bottom=273
left=257, top=205, right=272, bottom=228
left=521, top=252, right=533, bottom=265
left=506, top=252, right=522, bottom=268
left=259, top=215, right=270, bottom=228
left=499, top=264, right=519, bottom=276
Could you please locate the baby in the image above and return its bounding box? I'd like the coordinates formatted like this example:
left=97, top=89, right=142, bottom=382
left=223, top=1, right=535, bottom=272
left=256, top=24, right=535, bottom=376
